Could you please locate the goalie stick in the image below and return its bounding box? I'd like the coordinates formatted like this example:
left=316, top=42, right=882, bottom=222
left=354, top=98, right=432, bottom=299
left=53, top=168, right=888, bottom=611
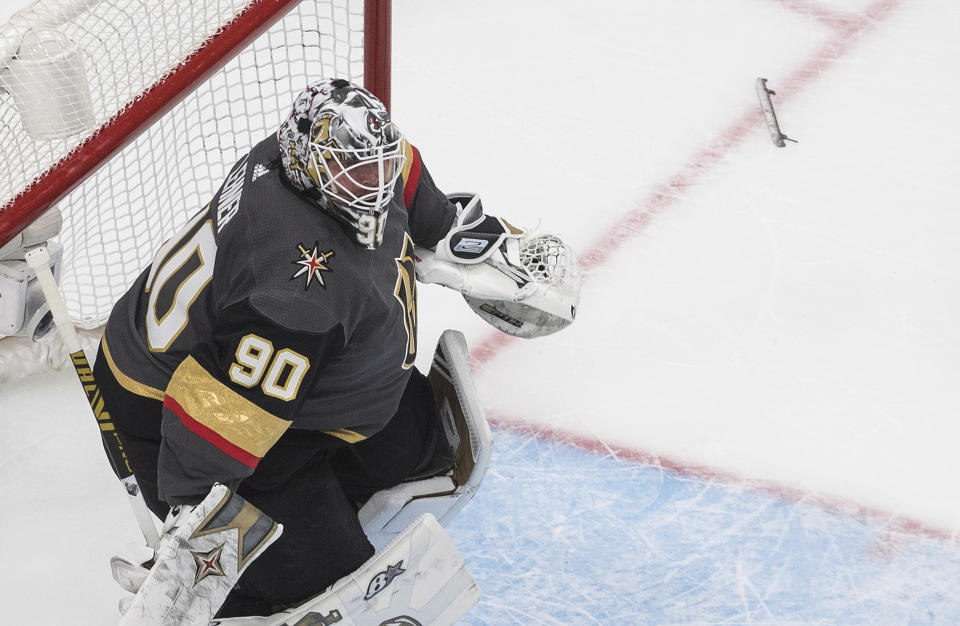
left=24, top=244, right=161, bottom=549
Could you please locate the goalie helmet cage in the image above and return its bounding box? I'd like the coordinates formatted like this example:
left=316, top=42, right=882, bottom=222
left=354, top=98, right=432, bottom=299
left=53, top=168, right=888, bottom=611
left=0, top=0, right=390, bottom=344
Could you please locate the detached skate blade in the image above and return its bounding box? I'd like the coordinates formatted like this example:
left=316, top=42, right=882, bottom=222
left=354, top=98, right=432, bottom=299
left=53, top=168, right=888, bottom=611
left=756, top=77, right=797, bottom=147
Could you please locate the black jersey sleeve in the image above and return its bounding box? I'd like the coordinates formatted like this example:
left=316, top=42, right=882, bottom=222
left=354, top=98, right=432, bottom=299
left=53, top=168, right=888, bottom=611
left=398, top=141, right=457, bottom=248
left=157, top=297, right=344, bottom=504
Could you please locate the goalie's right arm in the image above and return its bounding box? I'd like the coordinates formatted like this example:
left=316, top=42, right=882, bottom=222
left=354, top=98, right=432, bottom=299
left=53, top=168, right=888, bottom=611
left=415, top=194, right=581, bottom=338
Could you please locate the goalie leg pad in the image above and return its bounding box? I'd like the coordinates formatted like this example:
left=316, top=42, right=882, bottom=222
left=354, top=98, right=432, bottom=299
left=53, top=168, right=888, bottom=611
left=359, top=329, right=492, bottom=551
left=120, top=483, right=282, bottom=626
left=211, top=513, right=480, bottom=626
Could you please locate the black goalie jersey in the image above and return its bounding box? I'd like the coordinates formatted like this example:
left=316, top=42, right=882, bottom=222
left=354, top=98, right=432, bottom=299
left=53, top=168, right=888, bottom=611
left=101, top=134, right=456, bottom=503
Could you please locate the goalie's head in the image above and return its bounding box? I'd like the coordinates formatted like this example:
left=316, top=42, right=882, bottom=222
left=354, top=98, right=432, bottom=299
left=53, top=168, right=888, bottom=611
left=278, top=78, right=406, bottom=249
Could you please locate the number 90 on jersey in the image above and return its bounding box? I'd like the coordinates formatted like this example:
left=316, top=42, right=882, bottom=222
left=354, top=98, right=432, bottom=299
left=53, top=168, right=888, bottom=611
left=229, top=334, right=310, bottom=402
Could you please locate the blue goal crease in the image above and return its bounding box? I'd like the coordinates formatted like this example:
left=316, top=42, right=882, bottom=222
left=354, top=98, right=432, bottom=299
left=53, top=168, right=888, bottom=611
left=447, top=429, right=960, bottom=625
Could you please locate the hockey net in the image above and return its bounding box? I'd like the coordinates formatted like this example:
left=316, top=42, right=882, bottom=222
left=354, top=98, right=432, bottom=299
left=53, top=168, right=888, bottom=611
left=0, top=0, right=388, bottom=381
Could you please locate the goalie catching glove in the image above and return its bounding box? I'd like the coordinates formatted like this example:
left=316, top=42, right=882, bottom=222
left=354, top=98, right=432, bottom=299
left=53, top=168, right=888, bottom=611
left=119, top=483, right=282, bottom=626
left=417, top=194, right=581, bottom=338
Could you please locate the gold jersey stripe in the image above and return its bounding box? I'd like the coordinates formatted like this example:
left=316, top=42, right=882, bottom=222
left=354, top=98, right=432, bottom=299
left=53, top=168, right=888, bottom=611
left=322, top=428, right=367, bottom=444
left=101, top=338, right=165, bottom=401
left=167, top=356, right=291, bottom=458
left=400, top=140, right=416, bottom=184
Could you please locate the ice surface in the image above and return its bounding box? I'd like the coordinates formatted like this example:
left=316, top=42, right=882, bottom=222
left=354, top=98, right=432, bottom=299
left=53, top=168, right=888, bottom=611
left=451, top=430, right=960, bottom=624
left=2, top=0, right=960, bottom=623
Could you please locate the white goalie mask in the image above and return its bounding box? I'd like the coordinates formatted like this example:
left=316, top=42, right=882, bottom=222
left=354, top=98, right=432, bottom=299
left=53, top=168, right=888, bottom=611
left=279, top=79, right=406, bottom=249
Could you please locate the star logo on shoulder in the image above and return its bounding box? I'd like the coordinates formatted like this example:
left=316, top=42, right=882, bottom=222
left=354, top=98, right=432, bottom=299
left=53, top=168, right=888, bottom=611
left=292, top=241, right=335, bottom=290
left=191, top=543, right=226, bottom=586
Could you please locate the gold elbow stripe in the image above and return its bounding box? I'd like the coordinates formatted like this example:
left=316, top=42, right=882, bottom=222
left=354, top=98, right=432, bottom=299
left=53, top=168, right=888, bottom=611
left=322, top=428, right=366, bottom=444
left=400, top=140, right=416, bottom=183
left=166, top=356, right=291, bottom=458
left=101, top=338, right=165, bottom=401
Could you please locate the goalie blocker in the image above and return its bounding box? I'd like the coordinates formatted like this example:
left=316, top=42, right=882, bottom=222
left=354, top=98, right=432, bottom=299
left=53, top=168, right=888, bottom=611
left=120, top=484, right=283, bottom=626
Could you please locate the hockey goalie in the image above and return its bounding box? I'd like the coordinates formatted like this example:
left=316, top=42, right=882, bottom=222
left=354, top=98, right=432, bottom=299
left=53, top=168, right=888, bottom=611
left=96, top=79, right=580, bottom=624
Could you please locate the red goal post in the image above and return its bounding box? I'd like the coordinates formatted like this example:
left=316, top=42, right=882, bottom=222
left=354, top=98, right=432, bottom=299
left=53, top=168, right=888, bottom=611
left=0, top=0, right=391, bottom=338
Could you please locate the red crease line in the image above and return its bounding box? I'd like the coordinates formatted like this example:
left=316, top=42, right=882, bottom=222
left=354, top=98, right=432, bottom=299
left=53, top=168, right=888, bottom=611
left=489, top=413, right=959, bottom=546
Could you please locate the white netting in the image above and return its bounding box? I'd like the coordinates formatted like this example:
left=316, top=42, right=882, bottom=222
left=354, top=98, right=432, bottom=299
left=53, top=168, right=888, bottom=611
left=0, top=0, right=367, bottom=329
left=520, top=234, right=580, bottom=289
